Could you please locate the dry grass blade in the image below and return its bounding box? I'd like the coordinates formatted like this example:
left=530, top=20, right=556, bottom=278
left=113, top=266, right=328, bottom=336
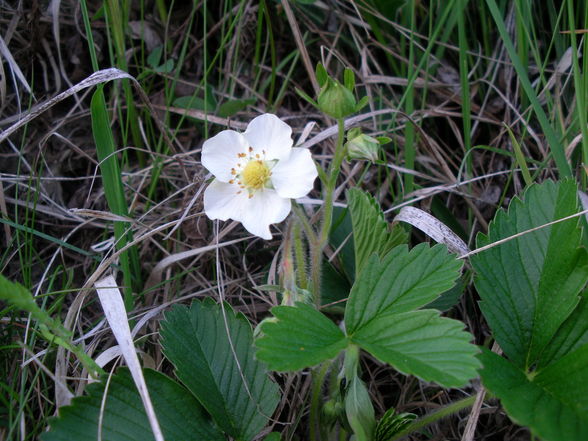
left=0, top=181, right=11, bottom=243
left=94, top=275, right=164, bottom=441
left=0, top=34, right=31, bottom=95
left=0, top=68, right=132, bottom=142
left=280, top=0, right=319, bottom=94
left=461, top=342, right=503, bottom=441
left=300, top=108, right=399, bottom=149
left=152, top=104, right=248, bottom=130
left=145, top=235, right=249, bottom=289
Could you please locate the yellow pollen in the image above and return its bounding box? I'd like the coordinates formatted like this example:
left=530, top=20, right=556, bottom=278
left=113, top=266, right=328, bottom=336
left=241, top=160, right=271, bottom=190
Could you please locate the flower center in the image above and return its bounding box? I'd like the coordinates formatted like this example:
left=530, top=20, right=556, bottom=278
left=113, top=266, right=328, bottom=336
left=241, top=160, right=271, bottom=190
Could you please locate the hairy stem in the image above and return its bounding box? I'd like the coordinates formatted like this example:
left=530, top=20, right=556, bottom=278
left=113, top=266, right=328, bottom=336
left=310, top=362, right=330, bottom=441
left=311, top=118, right=346, bottom=307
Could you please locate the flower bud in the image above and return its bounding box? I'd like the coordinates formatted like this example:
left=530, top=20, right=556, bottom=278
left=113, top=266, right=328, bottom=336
left=344, top=374, right=375, bottom=440
left=345, top=128, right=381, bottom=163
left=317, top=78, right=357, bottom=119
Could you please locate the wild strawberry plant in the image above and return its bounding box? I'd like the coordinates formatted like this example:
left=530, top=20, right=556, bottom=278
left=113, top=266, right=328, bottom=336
left=1, top=65, right=586, bottom=441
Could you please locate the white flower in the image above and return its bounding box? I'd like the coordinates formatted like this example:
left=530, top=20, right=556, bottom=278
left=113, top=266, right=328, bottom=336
left=202, top=113, right=318, bottom=239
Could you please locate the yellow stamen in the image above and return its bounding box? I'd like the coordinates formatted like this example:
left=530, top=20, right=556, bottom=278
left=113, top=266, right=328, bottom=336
left=241, top=160, right=271, bottom=190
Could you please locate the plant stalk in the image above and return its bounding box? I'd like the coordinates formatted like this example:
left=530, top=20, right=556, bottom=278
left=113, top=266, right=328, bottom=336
left=311, top=118, right=346, bottom=308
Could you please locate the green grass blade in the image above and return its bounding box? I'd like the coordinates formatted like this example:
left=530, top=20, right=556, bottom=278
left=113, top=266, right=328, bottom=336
left=566, top=0, right=588, bottom=173
left=79, top=0, right=99, bottom=71
left=485, top=0, right=572, bottom=177
left=457, top=0, right=472, bottom=174
left=504, top=123, right=534, bottom=187
left=0, top=218, right=95, bottom=259
left=90, top=85, right=141, bottom=308
left=402, top=1, right=416, bottom=194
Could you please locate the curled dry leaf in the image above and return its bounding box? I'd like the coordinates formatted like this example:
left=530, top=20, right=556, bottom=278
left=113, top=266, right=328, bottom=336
left=394, top=206, right=469, bottom=256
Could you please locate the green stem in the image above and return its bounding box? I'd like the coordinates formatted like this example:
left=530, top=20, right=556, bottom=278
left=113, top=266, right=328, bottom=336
left=292, top=202, right=317, bottom=244
left=310, top=363, right=330, bottom=441
left=389, top=394, right=477, bottom=440
left=293, top=222, right=308, bottom=290
left=311, top=118, right=346, bottom=307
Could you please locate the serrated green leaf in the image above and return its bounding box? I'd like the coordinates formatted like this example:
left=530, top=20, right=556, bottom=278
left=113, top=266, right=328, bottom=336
left=255, top=302, right=347, bottom=371
left=42, top=368, right=224, bottom=441
left=321, top=259, right=351, bottom=310
left=425, top=272, right=468, bottom=312
left=345, top=244, right=463, bottom=334
left=329, top=206, right=356, bottom=282
left=479, top=348, right=588, bottom=441
left=348, top=188, right=408, bottom=277
left=472, top=179, right=588, bottom=369
left=351, top=310, right=480, bottom=388
left=538, top=290, right=588, bottom=368
left=534, top=344, right=588, bottom=413
left=160, top=299, right=279, bottom=441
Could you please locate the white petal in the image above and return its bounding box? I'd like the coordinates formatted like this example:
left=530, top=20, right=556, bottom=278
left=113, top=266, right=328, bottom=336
left=240, top=190, right=291, bottom=240
left=201, top=130, right=248, bottom=182
left=271, top=148, right=318, bottom=198
left=243, top=114, right=293, bottom=161
left=203, top=180, right=249, bottom=221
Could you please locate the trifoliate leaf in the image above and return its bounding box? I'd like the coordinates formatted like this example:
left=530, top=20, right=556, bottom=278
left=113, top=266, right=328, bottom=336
left=472, top=179, right=588, bottom=369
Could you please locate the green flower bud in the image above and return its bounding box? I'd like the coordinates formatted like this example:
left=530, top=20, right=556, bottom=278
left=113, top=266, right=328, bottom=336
left=317, top=78, right=357, bottom=119
left=342, top=345, right=376, bottom=441
left=345, top=128, right=381, bottom=163
left=344, top=374, right=375, bottom=441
